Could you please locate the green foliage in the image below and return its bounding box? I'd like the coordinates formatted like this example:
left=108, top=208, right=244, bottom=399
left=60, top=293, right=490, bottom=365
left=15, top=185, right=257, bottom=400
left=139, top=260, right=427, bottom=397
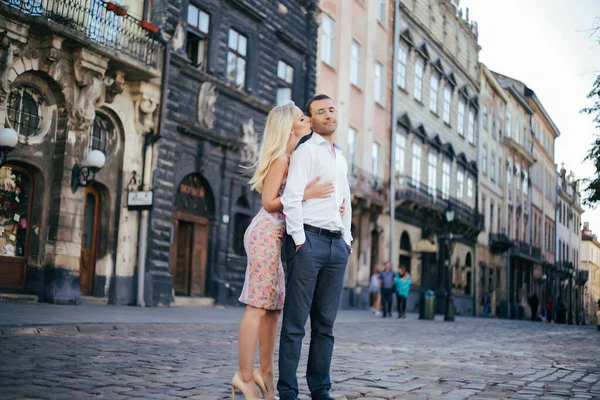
left=580, top=75, right=600, bottom=207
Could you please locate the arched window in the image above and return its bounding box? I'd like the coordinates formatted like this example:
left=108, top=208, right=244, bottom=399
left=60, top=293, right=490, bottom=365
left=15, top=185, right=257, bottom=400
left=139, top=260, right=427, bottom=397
left=233, top=196, right=251, bottom=256
left=89, top=113, right=114, bottom=153
left=399, top=231, right=412, bottom=273
left=6, top=86, right=43, bottom=137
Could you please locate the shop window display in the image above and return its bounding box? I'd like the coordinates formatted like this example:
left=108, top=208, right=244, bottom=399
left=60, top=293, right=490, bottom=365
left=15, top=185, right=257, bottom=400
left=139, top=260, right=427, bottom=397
left=0, top=166, right=31, bottom=258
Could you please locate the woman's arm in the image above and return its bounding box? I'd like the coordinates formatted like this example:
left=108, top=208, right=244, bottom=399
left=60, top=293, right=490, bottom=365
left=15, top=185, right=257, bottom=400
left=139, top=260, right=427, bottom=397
left=261, top=156, right=288, bottom=212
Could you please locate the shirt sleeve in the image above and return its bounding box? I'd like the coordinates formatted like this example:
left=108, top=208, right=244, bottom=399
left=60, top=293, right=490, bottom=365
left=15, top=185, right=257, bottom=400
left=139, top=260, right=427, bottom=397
left=281, top=146, right=312, bottom=246
left=341, top=157, right=353, bottom=246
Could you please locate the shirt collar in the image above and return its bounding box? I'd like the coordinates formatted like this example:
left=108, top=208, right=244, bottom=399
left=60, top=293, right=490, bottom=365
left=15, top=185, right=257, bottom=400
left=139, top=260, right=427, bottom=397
left=311, top=132, right=343, bottom=150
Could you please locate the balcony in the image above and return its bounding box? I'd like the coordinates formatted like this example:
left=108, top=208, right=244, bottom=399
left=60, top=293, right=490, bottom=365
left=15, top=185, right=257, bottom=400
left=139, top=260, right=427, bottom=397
left=555, top=261, right=574, bottom=280
left=2, top=0, right=161, bottom=68
left=576, top=270, right=589, bottom=285
left=489, top=233, right=512, bottom=252
left=510, top=240, right=544, bottom=263
left=348, top=166, right=388, bottom=205
left=394, top=175, right=484, bottom=238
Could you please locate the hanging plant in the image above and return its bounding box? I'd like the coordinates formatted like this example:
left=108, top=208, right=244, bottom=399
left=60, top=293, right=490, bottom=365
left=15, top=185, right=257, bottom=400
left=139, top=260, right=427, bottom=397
left=106, top=2, right=128, bottom=16
left=140, top=21, right=159, bottom=33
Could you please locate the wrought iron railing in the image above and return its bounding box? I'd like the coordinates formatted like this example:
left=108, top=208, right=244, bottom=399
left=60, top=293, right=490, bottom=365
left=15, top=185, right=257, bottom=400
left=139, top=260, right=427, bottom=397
left=489, top=233, right=512, bottom=252
left=3, top=0, right=160, bottom=68
left=348, top=166, right=388, bottom=202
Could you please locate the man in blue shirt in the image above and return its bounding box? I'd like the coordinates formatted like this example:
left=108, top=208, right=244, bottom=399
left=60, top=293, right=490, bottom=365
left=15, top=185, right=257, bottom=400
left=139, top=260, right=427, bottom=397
left=379, top=261, right=394, bottom=318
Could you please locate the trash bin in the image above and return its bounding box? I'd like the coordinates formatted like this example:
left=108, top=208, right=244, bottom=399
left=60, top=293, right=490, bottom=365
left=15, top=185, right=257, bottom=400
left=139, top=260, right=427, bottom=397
left=419, top=290, right=436, bottom=320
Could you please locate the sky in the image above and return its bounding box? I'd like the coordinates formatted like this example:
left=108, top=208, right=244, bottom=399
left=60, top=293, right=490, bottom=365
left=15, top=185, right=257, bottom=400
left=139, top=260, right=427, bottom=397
left=460, top=0, right=600, bottom=235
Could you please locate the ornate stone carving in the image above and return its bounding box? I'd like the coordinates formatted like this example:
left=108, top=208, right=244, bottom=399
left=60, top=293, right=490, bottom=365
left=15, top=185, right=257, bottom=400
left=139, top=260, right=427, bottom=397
left=131, top=81, right=160, bottom=135
left=197, top=81, right=216, bottom=130
left=74, top=75, right=113, bottom=130
left=104, top=70, right=125, bottom=104
left=241, top=118, right=258, bottom=164
left=0, top=31, right=13, bottom=105
left=171, top=23, right=186, bottom=53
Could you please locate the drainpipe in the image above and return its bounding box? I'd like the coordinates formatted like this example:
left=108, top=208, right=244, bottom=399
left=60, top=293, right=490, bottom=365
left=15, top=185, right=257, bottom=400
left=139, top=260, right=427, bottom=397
left=389, top=0, right=400, bottom=268
left=137, top=32, right=171, bottom=307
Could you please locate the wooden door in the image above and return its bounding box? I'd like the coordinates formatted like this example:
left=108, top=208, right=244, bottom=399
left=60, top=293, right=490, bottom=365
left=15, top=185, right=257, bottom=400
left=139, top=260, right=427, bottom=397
left=171, top=213, right=209, bottom=296
left=80, top=186, right=100, bottom=295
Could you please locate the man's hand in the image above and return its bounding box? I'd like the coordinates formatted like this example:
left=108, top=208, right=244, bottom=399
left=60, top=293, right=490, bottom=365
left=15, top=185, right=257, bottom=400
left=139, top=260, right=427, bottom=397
left=296, top=244, right=303, bottom=252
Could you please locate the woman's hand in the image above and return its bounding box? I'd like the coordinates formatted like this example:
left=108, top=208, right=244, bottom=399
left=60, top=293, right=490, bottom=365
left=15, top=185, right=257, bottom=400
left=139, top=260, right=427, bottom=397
left=303, top=177, right=334, bottom=200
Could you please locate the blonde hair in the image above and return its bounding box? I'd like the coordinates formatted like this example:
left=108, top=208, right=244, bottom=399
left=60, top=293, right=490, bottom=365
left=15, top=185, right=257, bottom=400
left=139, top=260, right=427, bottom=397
left=249, top=102, right=295, bottom=192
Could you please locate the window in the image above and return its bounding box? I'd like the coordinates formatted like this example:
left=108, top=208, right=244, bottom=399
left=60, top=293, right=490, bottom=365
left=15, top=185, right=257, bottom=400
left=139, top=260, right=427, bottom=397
left=506, top=113, right=512, bottom=138
left=377, top=0, right=386, bottom=24
left=457, top=99, right=465, bottom=136
left=467, top=109, right=475, bottom=144
left=467, top=176, right=474, bottom=199
left=515, top=164, right=520, bottom=191
left=507, top=158, right=512, bottom=184
left=428, top=152, right=437, bottom=197
left=442, top=160, right=450, bottom=200
left=429, top=73, right=439, bottom=113
left=186, top=5, right=210, bottom=69
left=7, top=86, right=43, bottom=137
left=414, top=58, right=424, bottom=101
left=374, top=62, right=384, bottom=104
left=350, top=41, right=361, bottom=87
left=515, top=119, right=520, bottom=144
left=276, top=60, right=294, bottom=104
left=443, top=85, right=451, bottom=124
left=233, top=212, right=252, bottom=255
left=523, top=169, right=528, bottom=195
left=490, top=151, right=495, bottom=181
left=411, top=142, right=422, bottom=188
left=457, top=170, right=464, bottom=199
left=348, top=128, right=357, bottom=171
left=397, top=43, right=408, bottom=89
left=498, top=156, right=503, bottom=186
left=482, top=147, right=488, bottom=175
left=227, top=29, right=247, bottom=89
left=483, top=105, right=488, bottom=129
left=0, top=166, right=32, bottom=258
left=395, top=133, right=406, bottom=181
left=89, top=114, right=114, bottom=154
left=321, top=14, right=335, bottom=65
left=372, top=142, right=381, bottom=178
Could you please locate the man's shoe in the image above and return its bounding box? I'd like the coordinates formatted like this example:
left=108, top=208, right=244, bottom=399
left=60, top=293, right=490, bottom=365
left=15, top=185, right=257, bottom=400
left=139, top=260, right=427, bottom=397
left=311, top=394, right=333, bottom=400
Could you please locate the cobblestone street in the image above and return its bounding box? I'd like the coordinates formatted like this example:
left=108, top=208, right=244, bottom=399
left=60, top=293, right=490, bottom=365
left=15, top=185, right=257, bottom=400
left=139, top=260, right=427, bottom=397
left=1, top=305, right=600, bottom=399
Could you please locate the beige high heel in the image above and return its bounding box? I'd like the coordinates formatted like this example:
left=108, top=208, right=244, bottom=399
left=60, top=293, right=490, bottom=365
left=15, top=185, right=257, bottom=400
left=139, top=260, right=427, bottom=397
left=253, top=369, right=277, bottom=400
left=232, top=372, right=261, bottom=400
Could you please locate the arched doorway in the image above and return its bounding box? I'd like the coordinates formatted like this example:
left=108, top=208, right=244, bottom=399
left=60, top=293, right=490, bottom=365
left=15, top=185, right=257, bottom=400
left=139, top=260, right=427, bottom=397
left=0, top=165, right=34, bottom=288
left=170, top=173, right=214, bottom=296
left=80, top=186, right=100, bottom=295
left=399, top=231, right=412, bottom=273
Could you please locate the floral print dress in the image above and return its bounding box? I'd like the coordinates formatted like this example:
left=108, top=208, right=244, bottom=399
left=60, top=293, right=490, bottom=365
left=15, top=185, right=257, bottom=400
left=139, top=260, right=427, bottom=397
left=238, top=179, right=287, bottom=310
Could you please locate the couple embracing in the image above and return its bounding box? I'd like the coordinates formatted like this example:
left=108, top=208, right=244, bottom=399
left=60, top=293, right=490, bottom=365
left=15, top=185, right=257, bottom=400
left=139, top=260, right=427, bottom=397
left=232, top=94, right=353, bottom=400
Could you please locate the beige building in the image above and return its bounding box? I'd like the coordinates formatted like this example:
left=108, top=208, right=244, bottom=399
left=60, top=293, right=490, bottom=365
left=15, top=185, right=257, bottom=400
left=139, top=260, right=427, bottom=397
left=393, top=0, right=483, bottom=315
left=316, top=0, right=393, bottom=307
left=0, top=0, right=162, bottom=304
left=582, top=223, right=600, bottom=325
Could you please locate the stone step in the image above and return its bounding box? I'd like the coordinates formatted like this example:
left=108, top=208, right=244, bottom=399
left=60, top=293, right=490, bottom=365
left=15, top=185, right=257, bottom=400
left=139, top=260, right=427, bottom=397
left=0, top=294, right=39, bottom=304
left=173, top=296, right=215, bottom=308
left=78, top=296, right=109, bottom=306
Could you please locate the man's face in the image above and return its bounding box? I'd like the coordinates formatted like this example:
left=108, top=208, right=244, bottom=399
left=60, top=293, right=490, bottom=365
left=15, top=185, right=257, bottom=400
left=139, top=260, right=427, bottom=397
left=309, top=98, right=338, bottom=136
left=385, top=262, right=391, bottom=271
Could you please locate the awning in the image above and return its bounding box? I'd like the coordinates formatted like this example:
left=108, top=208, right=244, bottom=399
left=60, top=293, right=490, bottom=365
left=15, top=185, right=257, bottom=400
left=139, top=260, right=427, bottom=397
left=413, top=239, right=438, bottom=253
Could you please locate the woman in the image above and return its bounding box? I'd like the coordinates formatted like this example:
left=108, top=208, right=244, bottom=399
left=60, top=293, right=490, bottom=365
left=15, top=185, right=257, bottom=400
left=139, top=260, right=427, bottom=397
left=394, top=265, right=411, bottom=319
left=369, top=268, right=382, bottom=316
left=232, top=102, right=337, bottom=399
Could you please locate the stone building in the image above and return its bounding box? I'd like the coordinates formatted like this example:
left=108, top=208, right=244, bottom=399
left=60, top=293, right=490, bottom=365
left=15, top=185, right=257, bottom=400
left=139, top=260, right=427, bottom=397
left=556, top=166, right=585, bottom=324
left=0, top=0, right=162, bottom=304
left=315, top=0, right=394, bottom=308
left=144, top=0, right=319, bottom=306
left=582, top=223, right=600, bottom=325
left=393, top=0, right=483, bottom=316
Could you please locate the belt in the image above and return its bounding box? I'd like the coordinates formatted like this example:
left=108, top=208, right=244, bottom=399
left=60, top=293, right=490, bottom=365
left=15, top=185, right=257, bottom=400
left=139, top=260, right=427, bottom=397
left=304, top=224, right=342, bottom=239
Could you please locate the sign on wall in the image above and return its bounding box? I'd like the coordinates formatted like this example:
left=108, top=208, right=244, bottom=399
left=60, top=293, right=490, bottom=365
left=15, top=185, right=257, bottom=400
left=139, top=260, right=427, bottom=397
left=128, top=190, right=153, bottom=209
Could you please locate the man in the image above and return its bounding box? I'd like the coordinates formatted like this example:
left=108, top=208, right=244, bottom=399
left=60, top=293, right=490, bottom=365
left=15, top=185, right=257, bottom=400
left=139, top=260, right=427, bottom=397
left=278, top=94, right=352, bottom=400
left=379, top=261, right=394, bottom=318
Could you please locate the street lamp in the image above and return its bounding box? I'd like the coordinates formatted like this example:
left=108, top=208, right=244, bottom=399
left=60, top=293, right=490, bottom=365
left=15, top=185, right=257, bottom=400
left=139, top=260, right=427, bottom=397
left=444, top=203, right=456, bottom=322
left=0, top=127, right=18, bottom=168
left=71, top=149, right=106, bottom=192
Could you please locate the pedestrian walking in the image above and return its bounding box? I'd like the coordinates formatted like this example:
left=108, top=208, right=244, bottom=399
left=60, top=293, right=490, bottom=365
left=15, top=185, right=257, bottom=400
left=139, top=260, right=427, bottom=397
left=379, top=261, right=394, bottom=318
left=545, top=297, right=554, bottom=323
left=394, top=265, right=411, bottom=319
left=234, top=102, right=337, bottom=399
left=482, top=292, right=490, bottom=318
left=278, top=94, right=353, bottom=400
left=369, top=268, right=382, bottom=316
left=528, top=293, right=539, bottom=322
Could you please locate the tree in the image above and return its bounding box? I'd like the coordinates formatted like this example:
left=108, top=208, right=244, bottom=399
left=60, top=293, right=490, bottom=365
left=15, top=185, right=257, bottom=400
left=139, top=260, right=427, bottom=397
left=581, top=74, right=600, bottom=207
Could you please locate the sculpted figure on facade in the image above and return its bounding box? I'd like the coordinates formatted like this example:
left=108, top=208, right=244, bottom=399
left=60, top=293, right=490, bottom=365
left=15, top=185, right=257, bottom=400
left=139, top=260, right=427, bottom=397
left=0, top=31, right=13, bottom=105
left=241, top=118, right=258, bottom=165
left=197, top=81, right=216, bottom=130
left=74, top=75, right=113, bottom=130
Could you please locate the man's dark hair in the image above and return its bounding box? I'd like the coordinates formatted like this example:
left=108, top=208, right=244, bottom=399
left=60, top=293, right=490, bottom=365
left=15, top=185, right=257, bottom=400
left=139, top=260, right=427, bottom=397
left=306, top=94, right=334, bottom=117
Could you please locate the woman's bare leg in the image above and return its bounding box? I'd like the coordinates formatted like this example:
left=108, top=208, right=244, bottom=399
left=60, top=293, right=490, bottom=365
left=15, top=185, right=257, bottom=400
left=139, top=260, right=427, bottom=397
left=237, top=305, right=265, bottom=397
left=258, top=309, right=281, bottom=396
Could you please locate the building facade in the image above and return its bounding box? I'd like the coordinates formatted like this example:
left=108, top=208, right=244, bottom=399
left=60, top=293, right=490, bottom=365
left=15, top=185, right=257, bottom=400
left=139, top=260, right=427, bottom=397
left=0, top=0, right=162, bottom=304
left=393, top=0, right=483, bottom=316
left=582, top=223, right=600, bottom=325
left=316, top=0, right=393, bottom=308
left=144, top=0, right=319, bottom=306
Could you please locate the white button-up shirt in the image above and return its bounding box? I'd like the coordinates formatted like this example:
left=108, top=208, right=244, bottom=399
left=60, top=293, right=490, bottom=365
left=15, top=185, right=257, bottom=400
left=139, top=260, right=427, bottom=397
left=281, top=133, right=353, bottom=246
